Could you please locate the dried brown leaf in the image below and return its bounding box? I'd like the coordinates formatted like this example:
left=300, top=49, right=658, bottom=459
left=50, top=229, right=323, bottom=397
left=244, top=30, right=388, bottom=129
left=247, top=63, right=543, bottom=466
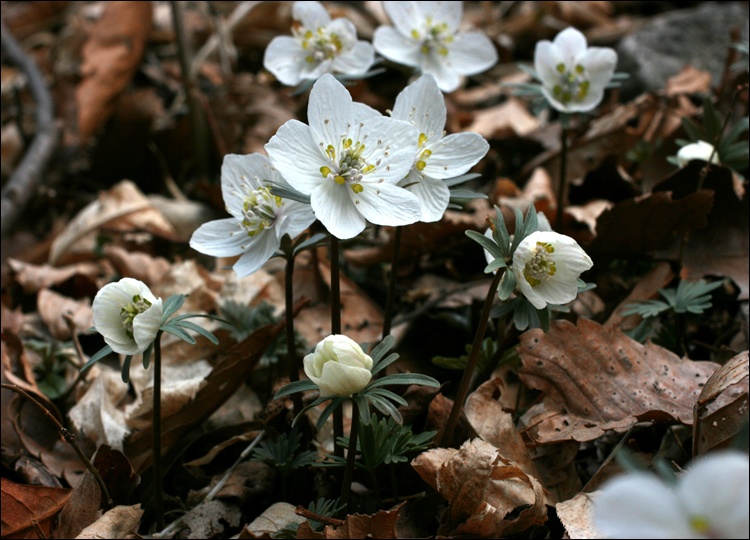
left=7, top=259, right=105, bottom=295
left=54, top=467, right=101, bottom=540
left=664, top=65, right=713, bottom=96
left=74, top=2, right=152, bottom=146
left=74, top=503, right=143, bottom=539
left=605, top=262, right=676, bottom=332
left=102, top=245, right=171, bottom=286
left=518, top=318, right=720, bottom=445
left=37, top=288, right=92, bottom=341
left=693, top=351, right=749, bottom=455
left=556, top=492, right=601, bottom=539
left=467, top=98, right=540, bottom=138
left=1, top=477, right=71, bottom=538
left=318, top=504, right=404, bottom=539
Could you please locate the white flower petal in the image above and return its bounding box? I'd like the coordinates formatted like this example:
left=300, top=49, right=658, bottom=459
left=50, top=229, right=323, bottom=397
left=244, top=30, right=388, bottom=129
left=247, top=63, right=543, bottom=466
left=310, top=181, right=366, bottom=239
left=423, top=1, right=463, bottom=33
left=307, top=74, right=355, bottom=152
left=594, top=473, right=699, bottom=539
left=231, top=229, right=282, bottom=277
left=189, top=218, right=247, bottom=257
left=354, top=182, right=422, bottom=227
left=331, top=40, right=375, bottom=76
left=677, top=141, right=719, bottom=167
left=424, top=132, right=488, bottom=179
left=317, top=362, right=372, bottom=397
left=400, top=173, right=450, bottom=222
left=373, top=26, right=422, bottom=68
left=421, top=53, right=462, bottom=93
left=132, top=300, right=163, bottom=351
left=447, top=31, right=498, bottom=76
left=391, top=74, right=446, bottom=138
left=534, top=40, right=562, bottom=89
left=265, top=120, right=325, bottom=195
left=263, top=36, right=306, bottom=86
left=382, top=1, right=421, bottom=38
left=280, top=200, right=316, bottom=238
left=293, top=0, right=331, bottom=29
left=553, top=27, right=588, bottom=63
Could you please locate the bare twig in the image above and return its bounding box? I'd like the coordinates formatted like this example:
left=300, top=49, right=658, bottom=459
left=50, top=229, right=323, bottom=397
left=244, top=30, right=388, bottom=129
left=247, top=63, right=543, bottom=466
left=0, top=19, right=59, bottom=238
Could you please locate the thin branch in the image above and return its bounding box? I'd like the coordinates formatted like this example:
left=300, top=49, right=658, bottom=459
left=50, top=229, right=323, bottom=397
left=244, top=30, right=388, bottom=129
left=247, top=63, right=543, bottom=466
left=0, top=19, right=59, bottom=237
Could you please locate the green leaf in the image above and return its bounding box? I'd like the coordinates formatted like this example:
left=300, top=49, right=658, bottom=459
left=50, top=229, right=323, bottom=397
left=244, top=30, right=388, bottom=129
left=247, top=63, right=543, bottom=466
left=444, top=172, right=481, bottom=187
left=366, top=387, right=408, bottom=407
left=293, top=232, right=329, bottom=255
left=274, top=379, right=319, bottom=399
left=80, top=344, right=113, bottom=373
left=672, top=279, right=724, bottom=314
left=491, top=206, right=511, bottom=259
left=370, top=335, right=395, bottom=365
left=120, top=355, right=134, bottom=384
left=371, top=352, right=399, bottom=376
left=160, top=323, right=195, bottom=344
left=622, top=300, right=671, bottom=319
left=171, top=320, right=219, bottom=345
left=161, top=294, right=187, bottom=322
left=316, top=397, right=346, bottom=430
left=368, top=373, right=440, bottom=389
left=270, top=186, right=311, bottom=204
left=484, top=258, right=507, bottom=274
left=702, top=98, right=721, bottom=141
left=466, top=230, right=502, bottom=259
left=449, top=189, right=487, bottom=202
left=141, top=342, right=154, bottom=370
left=498, top=270, right=517, bottom=301
left=681, top=116, right=704, bottom=142
left=509, top=207, right=526, bottom=255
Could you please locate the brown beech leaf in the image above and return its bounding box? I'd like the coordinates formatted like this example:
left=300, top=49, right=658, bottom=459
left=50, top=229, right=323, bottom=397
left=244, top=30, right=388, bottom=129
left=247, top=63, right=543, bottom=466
left=556, top=492, right=601, bottom=539
left=464, top=377, right=540, bottom=479
left=467, top=98, right=540, bottom=139
left=74, top=1, right=152, bottom=146
left=48, top=180, right=177, bottom=265
left=37, top=288, right=92, bottom=341
left=74, top=504, right=143, bottom=539
left=693, top=351, right=749, bottom=455
left=412, top=438, right=547, bottom=538
left=7, top=259, right=105, bottom=295
left=309, top=504, right=404, bottom=539
left=586, top=190, right=714, bottom=256
left=102, top=245, right=171, bottom=287
left=54, top=467, right=101, bottom=540
left=664, top=65, right=713, bottom=97
left=518, top=319, right=720, bottom=445
left=1, top=477, right=71, bottom=538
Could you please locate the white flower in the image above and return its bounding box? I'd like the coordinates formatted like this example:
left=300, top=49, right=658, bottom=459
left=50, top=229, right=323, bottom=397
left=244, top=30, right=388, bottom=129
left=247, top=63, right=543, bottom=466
left=512, top=230, right=592, bottom=309
left=303, top=334, right=373, bottom=397
left=189, top=153, right=316, bottom=277
left=390, top=74, right=489, bottom=221
left=534, top=27, right=617, bottom=113
left=263, top=1, right=375, bottom=87
left=483, top=212, right=552, bottom=269
left=92, top=278, right=163, bottom=356
left=373, top=1, right=498, bottom=93
left=265, top=74, right=422, bottom=240
left=593, top=450, right=749, bottom=539
left=676, top=140, right=720, bottom=167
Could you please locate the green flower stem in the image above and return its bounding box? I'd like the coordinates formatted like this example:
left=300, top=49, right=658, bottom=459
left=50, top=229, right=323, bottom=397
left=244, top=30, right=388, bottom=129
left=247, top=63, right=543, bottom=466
left=1, top=383, right=114, bottom=508
left=330, top=235, right=344, bottom=459
left=340, top=399, right=361, bottom=509
left=285, top=254, right=303, bottom=416
left=381, top=226, right=403, bottom=342
left=153, top=330, right=165, bottom=530
left=440, top=268, right=505, bottom=447
left=554, top=121, right=569, bottom=232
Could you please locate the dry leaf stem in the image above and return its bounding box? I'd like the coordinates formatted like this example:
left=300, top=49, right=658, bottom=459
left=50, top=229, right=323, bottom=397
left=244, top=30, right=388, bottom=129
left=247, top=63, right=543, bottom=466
left=152, top=331, right=165, bottom=530
left=330, top=235, right=345, bottom=459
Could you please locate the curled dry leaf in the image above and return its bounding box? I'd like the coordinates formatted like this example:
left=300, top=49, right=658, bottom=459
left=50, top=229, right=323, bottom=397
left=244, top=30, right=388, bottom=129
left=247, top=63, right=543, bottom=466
left=102, top=245, right=171, bottom=287
left=693, top=350, right=749, bottom=455
left=0, top=477, right=71, bottom=539
left=518, top=318, right=720, bottom=445
left=296, top=503, right=404, bottom=539
left=556, top=492, right=601, bottom=540
left=7, top=259, right=105, bottom=295
left=48, top=180, right=177, bottom=265
left=241, top=502, right=306, bottom=538
left=467, top=98, right=540, bottom=139
left=74, top=503, right=143, bottom=539
left=74, top=1, right=152, bottom=146
left=37, top=288, right=92, bottom=341
left=412, top=438, right=547, bottom=538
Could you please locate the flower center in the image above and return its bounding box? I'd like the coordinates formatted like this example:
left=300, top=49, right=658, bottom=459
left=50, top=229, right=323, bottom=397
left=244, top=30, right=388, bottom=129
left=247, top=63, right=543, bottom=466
left=411, top=18, right=454, bottom=57
left=319, top=137, right=377, bottom=194
left=120, top=294, right=153, bottom=338
left=241, top=186, right=283, bottom=237
left=523, top=242, right=557, bottom=287
left=551, top=63, right=591, bottom=105
left=689, top=515, right=719, bottom=538
left=298, top=26, right=343, bottom=64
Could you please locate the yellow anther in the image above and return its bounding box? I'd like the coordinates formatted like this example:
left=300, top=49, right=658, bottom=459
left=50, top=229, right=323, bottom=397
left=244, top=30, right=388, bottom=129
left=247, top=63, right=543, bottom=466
left=326, top=145, right=336, bottom=159
left=351, top=184, right=364, bottom=194
left=334, top=175, right=346, bottom=185
left=416, top=161, right=427, bottom=171
left=418, top=133, right=428, bottom=147
left=320, top=166, right=332, bottom=177
left=556, top=63, right=566, bottom=73
left=421, top=149, right=432, bottom=159
left=439, top=47, right=448, bottom=56
left=362, top=164, right=375, bottom=173
left=575, top=64, right=585, bottom=74
left=344, top=138, right=352, bottom=148
left=411, top=29, right=420, bottom=39
left=421, top=44, right=430, bottom=54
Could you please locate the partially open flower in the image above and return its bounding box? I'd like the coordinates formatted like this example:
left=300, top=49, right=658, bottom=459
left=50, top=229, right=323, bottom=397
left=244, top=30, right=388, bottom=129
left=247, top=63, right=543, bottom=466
left=92, top=278, right=163, bottom=356
left=594, top=450, right=749, bottom=539
left=263, top=1, right=375, bottom=87
left=303, top=335, right=373, bottom=397
left=534, top=27, right=617, bottom=113
left=676, top=140, right=720, bottom=167
left=512, top=231, right=592, bottom=309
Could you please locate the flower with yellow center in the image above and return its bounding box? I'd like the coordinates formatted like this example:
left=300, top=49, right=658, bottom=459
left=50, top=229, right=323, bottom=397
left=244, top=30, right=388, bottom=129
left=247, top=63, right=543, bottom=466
left=92, top=278, right=163, bottom=356
left=373, top=1, right=497, bottom=93
left=534, top=27, right=617, bottom=113
left=512, top=230, right=592, bottom=309
left=390, top=74, right=489, bottom=222
left=263, top=1, right=374, bottom=87
left=189, top=153, right=315, bottom=277
left=266, top=74, right=422, bottom=240
left=594, top=450, right=749, bottom=539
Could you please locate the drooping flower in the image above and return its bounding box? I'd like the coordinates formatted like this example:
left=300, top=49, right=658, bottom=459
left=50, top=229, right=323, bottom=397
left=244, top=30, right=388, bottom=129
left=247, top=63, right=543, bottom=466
left=189, top=153, right=316, bottom=277
left=390, top=74, right=489, bottom=221
left=303, top=334, right=373, bottom=397
left=92, top=278, right=163, bottom=356
left=263, top=1, right=375, bottom=87
left=593, top=450, right=749, bottom=539
left=372, top=1, right=498, bottom=93
left=265, top=73, right=422, bottom=240
left=676, top=140, right=720, bottom=167
left=534, top=27, right=617, bottom=113
left=512, top=230, right=593, bottom=309
left=483, top=211, right=552, bottom=270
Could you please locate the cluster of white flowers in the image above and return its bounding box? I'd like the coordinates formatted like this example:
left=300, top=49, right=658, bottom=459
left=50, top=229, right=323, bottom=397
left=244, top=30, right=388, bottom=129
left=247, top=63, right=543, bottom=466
left=264, top=0, right=497, bottom=93
left=593, top=450, right=749, bottom=539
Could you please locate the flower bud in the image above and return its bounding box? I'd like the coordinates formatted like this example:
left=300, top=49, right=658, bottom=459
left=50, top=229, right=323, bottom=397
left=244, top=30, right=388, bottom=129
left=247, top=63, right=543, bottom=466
left=676, top=140, right=719, bottom=167
left=92, top=278, right=163, bottom=355
left=303, top=334, right=373, bottom=397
